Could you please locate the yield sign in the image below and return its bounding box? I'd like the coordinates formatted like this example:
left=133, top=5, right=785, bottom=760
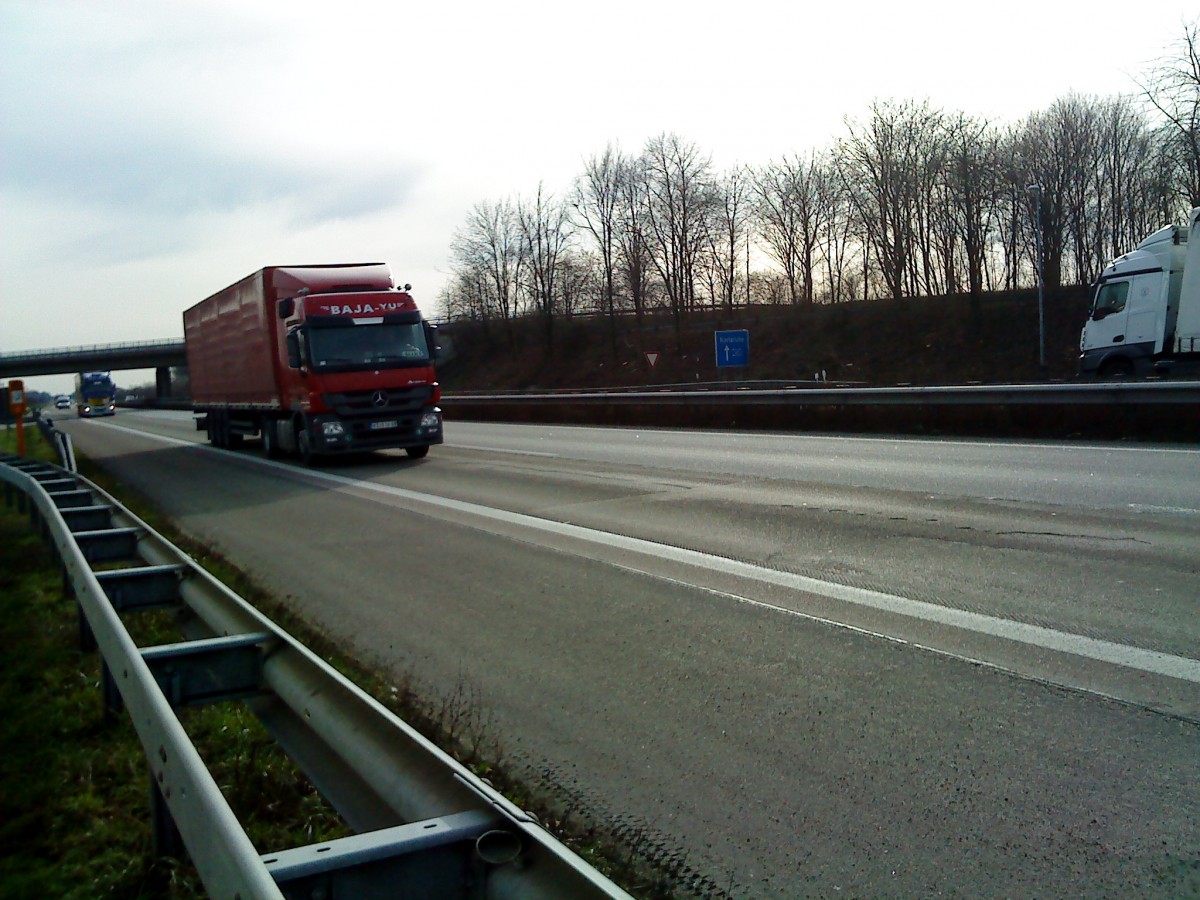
left=644, top=351, right=660, bottom=367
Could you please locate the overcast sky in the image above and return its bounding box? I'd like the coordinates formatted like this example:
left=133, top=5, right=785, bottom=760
left=2, top=0, right=1196, bottom=395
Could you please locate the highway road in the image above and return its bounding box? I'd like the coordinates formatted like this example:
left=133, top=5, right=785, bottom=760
left=55, top=410, right=1199, bottom=897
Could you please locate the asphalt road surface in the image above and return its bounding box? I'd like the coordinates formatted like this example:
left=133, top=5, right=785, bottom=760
left=56, top=411, right=1200, bottom=898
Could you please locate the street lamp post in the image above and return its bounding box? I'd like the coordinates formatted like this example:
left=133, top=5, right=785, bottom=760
left=1026, top=183, right=1045, bottom=369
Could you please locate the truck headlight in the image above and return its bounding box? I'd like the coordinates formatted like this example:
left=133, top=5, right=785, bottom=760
left=420, top=411, right=441, bottom=428
left=321, top=421, right=346, bottom=438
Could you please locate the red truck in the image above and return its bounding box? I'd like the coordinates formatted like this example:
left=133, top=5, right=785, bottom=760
left=183, top=263, right=442, bottom=463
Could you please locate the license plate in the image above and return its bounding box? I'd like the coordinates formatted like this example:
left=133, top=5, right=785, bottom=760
left=369, top=420, right=398, bottom=431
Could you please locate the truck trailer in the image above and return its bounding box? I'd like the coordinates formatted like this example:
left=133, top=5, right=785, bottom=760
left=1079, top=207, right=1200, bottom=379
left=75, top=371, right=117, bottom=417
left=183, top=264, right=442, bottom=463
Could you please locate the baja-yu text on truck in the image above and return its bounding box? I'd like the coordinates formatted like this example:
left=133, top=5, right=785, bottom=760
left=183, top=263, right=442, bottom=463
left=1080, top=207, right=1200, bottom=379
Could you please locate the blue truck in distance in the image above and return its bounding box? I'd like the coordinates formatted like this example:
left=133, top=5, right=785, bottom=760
left=75, top=371, right=117, bottom=417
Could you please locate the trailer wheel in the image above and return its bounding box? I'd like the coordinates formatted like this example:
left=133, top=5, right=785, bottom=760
left=406, top=445, right=430, bottom=459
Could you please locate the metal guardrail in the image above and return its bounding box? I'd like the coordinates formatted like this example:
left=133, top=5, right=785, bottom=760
left=0, top=448, right=632, bottom=899
left=88, top=379, right=1200, bottom=441
left=34, top=411, right=76, bottom=472
left=439, top=379, right=1200, bottom=441
left=444, top=380, right=1200, bottom=406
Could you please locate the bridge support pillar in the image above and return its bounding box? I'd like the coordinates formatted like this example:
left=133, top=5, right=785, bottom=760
left=155, top=366, right=172, bottom=399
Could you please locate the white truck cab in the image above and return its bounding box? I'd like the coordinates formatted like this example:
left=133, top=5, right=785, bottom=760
left=1080, top=208, right=1200, bottom=379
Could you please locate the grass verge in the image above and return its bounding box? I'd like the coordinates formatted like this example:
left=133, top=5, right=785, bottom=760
left=0, top=426, right=197, bottom=897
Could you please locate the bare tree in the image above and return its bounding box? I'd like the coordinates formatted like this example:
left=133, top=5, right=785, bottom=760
left=439, top=266, right=489, bottom=323
left=1017, top=98, right=1083, bottom=291
left=1090, top=96, right=1164, bottom=275
left=641, top=133, right=715, bottom=341
left=615, top=153, right=653, bottom=324
left=990, top=127, right=1030, bottom=291
left=574, top=145, right=625, bottom=353
left=837, top=100, right=947, bottom=300
left=1017, top=94, right=1168, bottom=289
left=1138, top=20, right=1200, bottom=207
left=705, top=166, right=752, bottom=310
left=517, top=184, right=573, bottom=350
left=817, top=173, right=858, bottom=303
left=754, top=152, right=828, bottom=305
left=940, top=113, right=1001, bottom=306
left=449, top=199, right=524, bottom=341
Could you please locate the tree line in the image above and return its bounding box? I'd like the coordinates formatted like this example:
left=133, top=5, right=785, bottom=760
left=441, top=23, right=1199, bottom=348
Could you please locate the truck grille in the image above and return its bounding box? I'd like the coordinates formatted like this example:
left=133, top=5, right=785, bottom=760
left=323, top=386, right=433, bottom=417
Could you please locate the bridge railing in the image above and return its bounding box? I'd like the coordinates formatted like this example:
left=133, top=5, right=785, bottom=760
left=0, top=338, right=185, bottom=364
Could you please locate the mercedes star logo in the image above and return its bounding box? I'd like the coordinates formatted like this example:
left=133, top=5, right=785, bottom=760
left=371, top=390, right=388, bottom=407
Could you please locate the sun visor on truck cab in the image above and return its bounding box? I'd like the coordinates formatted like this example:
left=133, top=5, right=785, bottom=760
left=271, top=264, right=393, bottom=297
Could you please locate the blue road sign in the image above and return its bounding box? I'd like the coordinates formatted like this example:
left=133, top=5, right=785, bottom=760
left=714, top=329, right=749, bottom=368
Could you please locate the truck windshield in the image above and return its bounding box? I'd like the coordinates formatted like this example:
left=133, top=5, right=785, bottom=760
left=307, top=322, right=430, bottom=370
left=81, top=375, right=115, bottom=393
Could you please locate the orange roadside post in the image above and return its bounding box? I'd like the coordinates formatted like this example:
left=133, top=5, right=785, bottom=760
left=7, top=380, right=27, bottom=455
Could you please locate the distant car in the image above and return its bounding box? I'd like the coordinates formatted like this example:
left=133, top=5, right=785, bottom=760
left=55, top=396, right=71, bottom=409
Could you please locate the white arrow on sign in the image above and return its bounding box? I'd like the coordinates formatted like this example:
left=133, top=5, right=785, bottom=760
left=645, top=352, right=659, bottom=367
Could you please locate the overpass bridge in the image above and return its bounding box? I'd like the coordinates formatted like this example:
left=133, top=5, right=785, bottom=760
left=0, top=339, right=186, bottom=396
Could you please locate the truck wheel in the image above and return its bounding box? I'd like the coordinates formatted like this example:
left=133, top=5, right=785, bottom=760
left=262, top=420, right=281, bottom=459
left=1100, top=358, right=1135, bottom=379
left=296, top=421, right=317, bottom=467
left=406, top=445, right=430, bottom=459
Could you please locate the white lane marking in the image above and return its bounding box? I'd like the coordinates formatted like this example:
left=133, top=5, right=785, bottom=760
left=1127, top=504, right=1200, bottom=516
left=93, top=419, right=1200, bottom=684
left=446, top=443, right=559, bottom=458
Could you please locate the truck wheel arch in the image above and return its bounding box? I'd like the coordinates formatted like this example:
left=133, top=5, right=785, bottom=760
left=1098, top=357, right=1136, bottom=379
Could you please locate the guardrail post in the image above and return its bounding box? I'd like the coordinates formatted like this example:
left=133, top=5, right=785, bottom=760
left=150, top=775, right=185, bottom=859
left=78, top=605, right=97, bottom=652
left=57, top=431, right=76, bottom=472
left=101, top=660, right=123, bottom=719
left=29, top=499, right=44, bottom=538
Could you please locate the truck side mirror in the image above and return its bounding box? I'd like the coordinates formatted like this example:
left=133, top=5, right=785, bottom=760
left=286, top=331, right=302, bottom=368
left=424, top=322, right=441, bottom=361
left=279, top=298, right=294, bottom=319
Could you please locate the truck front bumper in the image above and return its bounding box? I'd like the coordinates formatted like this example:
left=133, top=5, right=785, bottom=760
left=310, top=407, right=443, bottom=453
